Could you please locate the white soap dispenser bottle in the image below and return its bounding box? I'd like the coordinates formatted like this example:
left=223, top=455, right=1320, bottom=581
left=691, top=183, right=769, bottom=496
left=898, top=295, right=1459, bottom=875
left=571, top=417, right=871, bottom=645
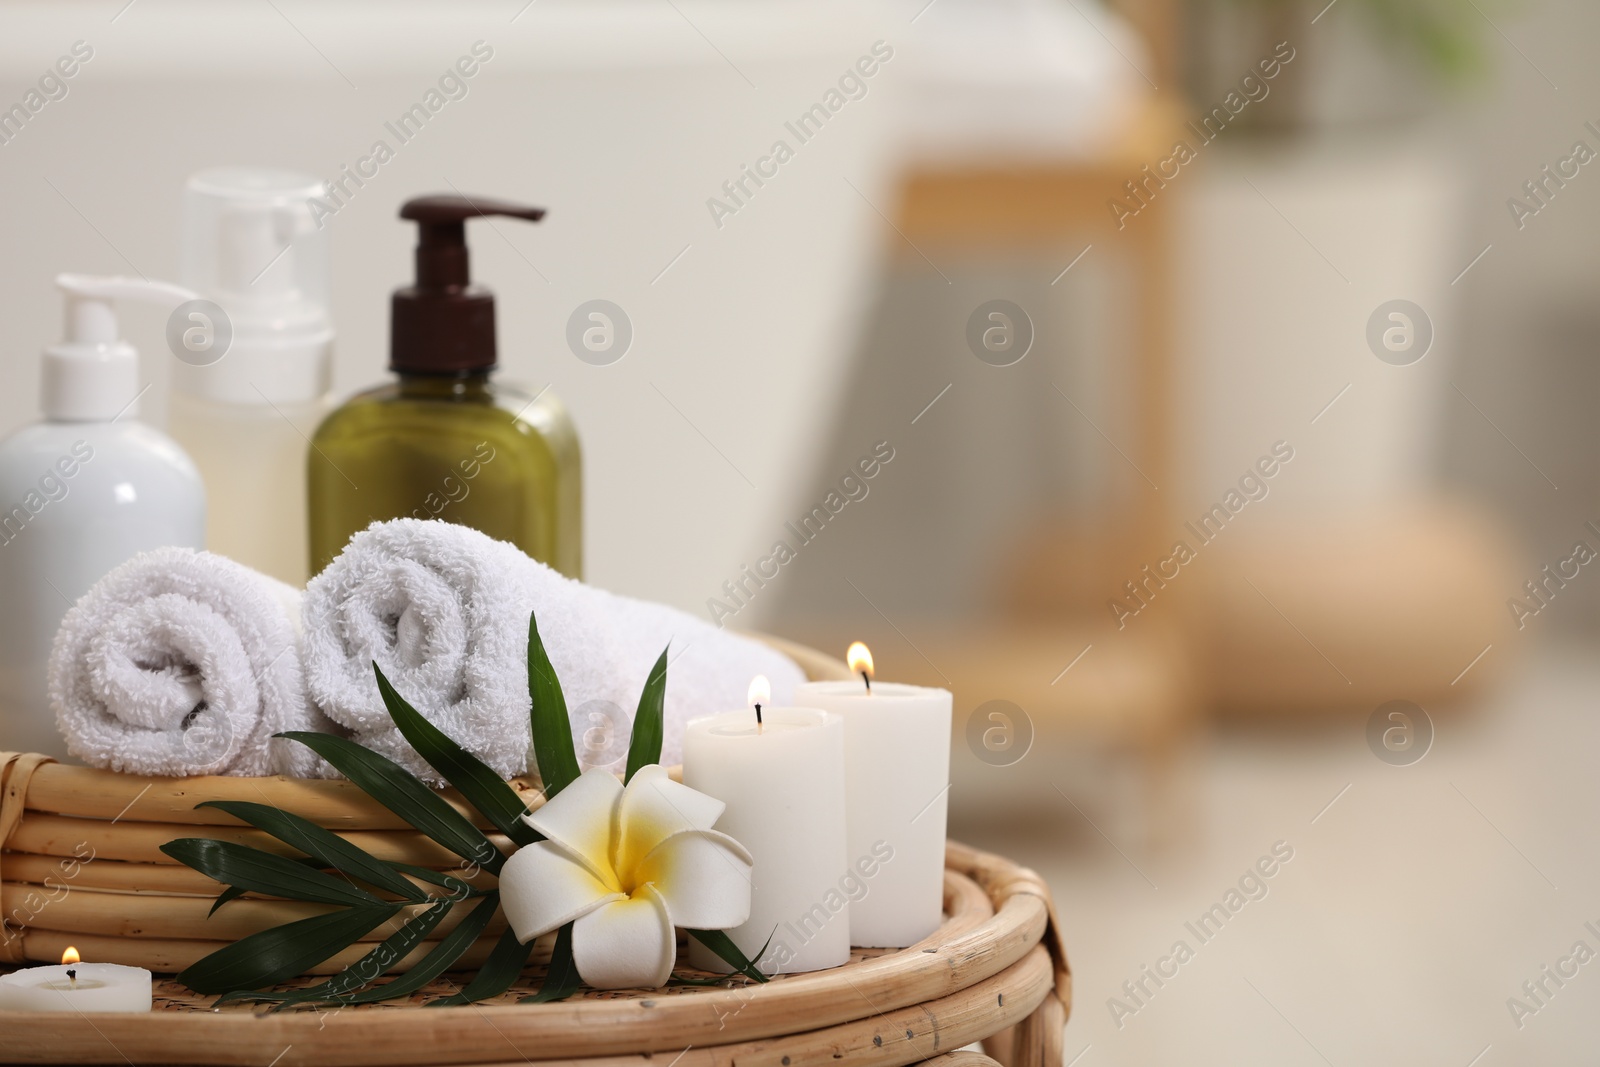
left=0, top=274, right=206, bottom=758
left=168, top=168, right=333, bottom=586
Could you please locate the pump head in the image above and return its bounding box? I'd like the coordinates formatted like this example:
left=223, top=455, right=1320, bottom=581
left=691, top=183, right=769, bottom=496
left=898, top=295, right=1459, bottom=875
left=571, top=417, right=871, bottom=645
left=46, top=274, right=197, bottom=422
left=391, top=194, right=546, bottom=374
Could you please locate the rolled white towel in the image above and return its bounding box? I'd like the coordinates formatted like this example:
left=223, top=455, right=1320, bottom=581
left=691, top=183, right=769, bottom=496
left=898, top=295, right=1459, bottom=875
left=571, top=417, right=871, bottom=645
left=302, top=519, right=807, bottom=782
left=49, top=547, right=336, bottom=778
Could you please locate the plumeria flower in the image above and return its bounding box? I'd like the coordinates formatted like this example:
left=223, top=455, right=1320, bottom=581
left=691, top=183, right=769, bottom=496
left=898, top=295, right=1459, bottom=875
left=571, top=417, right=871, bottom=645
left=499, top=764, right=754, bottom=989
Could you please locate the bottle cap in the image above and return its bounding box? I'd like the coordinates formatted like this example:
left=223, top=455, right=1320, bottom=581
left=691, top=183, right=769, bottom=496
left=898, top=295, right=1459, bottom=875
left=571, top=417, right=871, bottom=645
left=178, top=167, right=333, bottom=405
left=45, top=274, right=197, bottom=422
left=391, top=194, right=545, bottom=374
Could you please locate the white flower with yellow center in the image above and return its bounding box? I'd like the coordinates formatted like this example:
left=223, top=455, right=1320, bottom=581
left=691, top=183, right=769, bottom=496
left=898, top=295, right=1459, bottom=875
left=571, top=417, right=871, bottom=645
left=499, top=764, right=754, bottom=989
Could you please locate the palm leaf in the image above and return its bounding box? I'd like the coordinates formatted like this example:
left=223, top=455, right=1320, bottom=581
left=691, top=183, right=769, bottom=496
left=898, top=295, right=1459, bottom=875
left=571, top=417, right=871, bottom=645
left=180, top=904, right=400, bottom=994
left=387, top=862, right=480, bottom=901
left=222, top=899, right=456, bottom=1009
left=521, top=921, right=580, bottom=1003
left=429, top=926, right=534, bottom=1006
left=280, top=731, right=505, bottom=875
left=373, top=663, right=537, bottom=846
left=208, top=885, right=248, bottom=917
left=303, top=893, right=500, bottom=1006
left=198, top=800, right=428, bottom=903
left=526, top=610, right=580, bottom=798
left=624, top=646, right=669, bottom=783
left=161, top=838, right=384, bottom=908
left=688, top=929, right=771, bottom=984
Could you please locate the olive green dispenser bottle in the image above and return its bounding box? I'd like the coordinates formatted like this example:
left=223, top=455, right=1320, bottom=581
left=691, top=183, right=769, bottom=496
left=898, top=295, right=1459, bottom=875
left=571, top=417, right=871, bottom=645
left=307, top=195, right=581, bottom=576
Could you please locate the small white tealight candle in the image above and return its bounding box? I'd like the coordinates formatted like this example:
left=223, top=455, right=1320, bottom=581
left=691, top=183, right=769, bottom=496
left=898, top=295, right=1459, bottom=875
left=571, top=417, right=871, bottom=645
left=0, top=947, right=153, bottom=1012
left=683, top=675, right=850, bottom=974
left=795, top=643, right=953, bottom=949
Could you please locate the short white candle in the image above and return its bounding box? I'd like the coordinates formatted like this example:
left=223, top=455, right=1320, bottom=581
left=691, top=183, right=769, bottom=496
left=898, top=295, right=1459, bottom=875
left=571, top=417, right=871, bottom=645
left=0, top=958, right=152, bottom=1013
left=683, top=678, right=849, bottom=974
left=796, top=647, right=952, bottom=949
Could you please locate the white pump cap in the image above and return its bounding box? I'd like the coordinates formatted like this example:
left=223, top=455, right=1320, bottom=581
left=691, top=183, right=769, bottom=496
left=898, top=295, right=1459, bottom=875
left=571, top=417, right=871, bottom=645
left=178, top=168, right=333, bottom=406
left=45, top=274, right=197, bottom=422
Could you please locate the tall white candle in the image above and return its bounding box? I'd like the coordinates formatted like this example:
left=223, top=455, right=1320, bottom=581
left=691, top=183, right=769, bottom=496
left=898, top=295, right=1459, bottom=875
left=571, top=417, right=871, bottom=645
left=0, top=958, right=152, bottom=1012
left=796, top=646, right=952, bottom=949
left=682, top=678, right=849, bottom=974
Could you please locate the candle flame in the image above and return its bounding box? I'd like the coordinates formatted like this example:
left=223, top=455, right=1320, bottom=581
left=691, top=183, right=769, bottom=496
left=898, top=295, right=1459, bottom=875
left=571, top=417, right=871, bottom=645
left=747, top=675, right=771, bottom=710
left=846, top=642, right=874, bottom=679
left=61, top=946, right=80, bottom=966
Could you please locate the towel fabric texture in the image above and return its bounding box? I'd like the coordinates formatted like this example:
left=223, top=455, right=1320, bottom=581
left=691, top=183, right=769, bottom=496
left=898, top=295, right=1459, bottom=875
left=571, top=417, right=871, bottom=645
left=302, top=519, right=806, bottom=783
left=48, top=547, right=334, bottom=778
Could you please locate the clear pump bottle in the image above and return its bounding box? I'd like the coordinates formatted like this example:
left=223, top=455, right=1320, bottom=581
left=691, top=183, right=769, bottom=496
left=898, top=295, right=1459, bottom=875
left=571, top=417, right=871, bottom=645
left=168, top=168, right=333, bottom=585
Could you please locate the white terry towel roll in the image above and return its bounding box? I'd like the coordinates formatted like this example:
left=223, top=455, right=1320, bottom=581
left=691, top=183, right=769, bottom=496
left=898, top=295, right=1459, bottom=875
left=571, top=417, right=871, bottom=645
left=302, top=519, right=807, bottom=783
left=49, top=547, right=335, bottom=778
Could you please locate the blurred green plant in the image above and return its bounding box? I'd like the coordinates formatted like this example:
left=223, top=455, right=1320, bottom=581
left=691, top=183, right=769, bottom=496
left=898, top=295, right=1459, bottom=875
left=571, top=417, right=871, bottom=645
left=1217, top=0, right=1503, bottom=84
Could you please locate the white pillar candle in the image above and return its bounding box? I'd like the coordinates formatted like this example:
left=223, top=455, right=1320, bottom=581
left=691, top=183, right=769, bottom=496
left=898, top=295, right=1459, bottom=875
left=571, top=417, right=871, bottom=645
left=796, top=647, right=952, bottom=949
left=682, top=679, right=849, bottom=975
left=0, top=959, right=152, bottom=1012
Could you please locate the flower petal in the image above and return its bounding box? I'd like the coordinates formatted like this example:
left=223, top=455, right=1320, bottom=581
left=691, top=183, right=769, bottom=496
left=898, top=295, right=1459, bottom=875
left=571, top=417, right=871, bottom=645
left=637, top=829, right=753, bottom=931
left=615, top=765, right=726, bottom=878
left=522, top=766, right=624, bottom=882
left=500, top=840, right=624, bottom=942
left=571, top=884, right=675, bottom=990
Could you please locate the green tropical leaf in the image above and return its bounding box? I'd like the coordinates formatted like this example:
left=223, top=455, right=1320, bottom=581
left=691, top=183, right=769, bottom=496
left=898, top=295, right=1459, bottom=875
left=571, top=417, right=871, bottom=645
left=208, top=885, right=248, bottom=917
left=222, top=899, right=456, bottom=1008
left=521, top=921, right=580, bottom=1003
left=161, top=838, right=385, bottom=908
left=280, top=731, right=505, bottom=875
left=526, top=610, right=581, bottom=799
left=373, top=662, right=537, bottom=846
left=179, top=904, right=399, bottom=994
left=198, top=800, right=428, bottom=903
left=387, top=862, right=480, bottom=900
left=687, top=929, right=771, bottom=984
left=429, top=926, right=533, bottom=1006
left=303, top=893, right=500, bottom=1006
left=624, top=645, right=669, bottom=784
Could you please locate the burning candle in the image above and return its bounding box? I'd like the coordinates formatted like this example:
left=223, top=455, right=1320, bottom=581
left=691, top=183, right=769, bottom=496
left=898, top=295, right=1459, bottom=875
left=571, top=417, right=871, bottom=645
left=682, top=676, right=850, bottom=974
left=0, top=947, right=152, bottom=1012
left=795, top=644, right=953, bottom=949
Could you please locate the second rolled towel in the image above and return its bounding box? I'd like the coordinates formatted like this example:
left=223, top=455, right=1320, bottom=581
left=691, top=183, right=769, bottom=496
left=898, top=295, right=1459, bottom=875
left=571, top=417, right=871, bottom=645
left=49, top=547, right=335, bottom=778
left=302, top=519, right=807, bottom=782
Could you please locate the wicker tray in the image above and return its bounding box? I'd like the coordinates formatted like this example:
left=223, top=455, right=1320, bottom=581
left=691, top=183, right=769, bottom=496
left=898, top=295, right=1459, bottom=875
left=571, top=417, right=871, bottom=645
left=0, top=842, right=1070, bottom=1067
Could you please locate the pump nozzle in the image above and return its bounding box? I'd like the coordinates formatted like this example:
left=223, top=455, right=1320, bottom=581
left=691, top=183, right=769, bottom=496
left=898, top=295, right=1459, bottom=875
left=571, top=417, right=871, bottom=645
left=392, top=194, right=545, bottom=374
left=46, top=274, right=198, bottom=422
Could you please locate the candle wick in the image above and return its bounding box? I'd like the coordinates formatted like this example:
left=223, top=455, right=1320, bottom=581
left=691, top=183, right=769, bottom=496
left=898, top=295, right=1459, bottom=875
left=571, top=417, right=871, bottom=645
left=754, top=702, right=763, bottom=727
left=861, top=671, right=871, bottom=694
left=66, top=969, right=76, bottom=983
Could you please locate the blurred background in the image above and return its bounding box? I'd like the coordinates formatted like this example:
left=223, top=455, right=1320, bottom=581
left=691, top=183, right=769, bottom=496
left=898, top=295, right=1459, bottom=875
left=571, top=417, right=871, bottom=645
left=2, top=0, right=1597, bottom=1060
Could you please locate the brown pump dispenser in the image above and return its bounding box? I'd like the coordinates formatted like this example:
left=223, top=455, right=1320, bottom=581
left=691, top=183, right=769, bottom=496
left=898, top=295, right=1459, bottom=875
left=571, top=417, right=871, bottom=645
left=390, top=194, right=545, bottom=374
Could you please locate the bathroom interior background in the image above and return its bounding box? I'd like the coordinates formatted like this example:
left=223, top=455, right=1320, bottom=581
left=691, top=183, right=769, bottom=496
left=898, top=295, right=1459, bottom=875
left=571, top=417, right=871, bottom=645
left=5, top=0, right=1600, bottom=1061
